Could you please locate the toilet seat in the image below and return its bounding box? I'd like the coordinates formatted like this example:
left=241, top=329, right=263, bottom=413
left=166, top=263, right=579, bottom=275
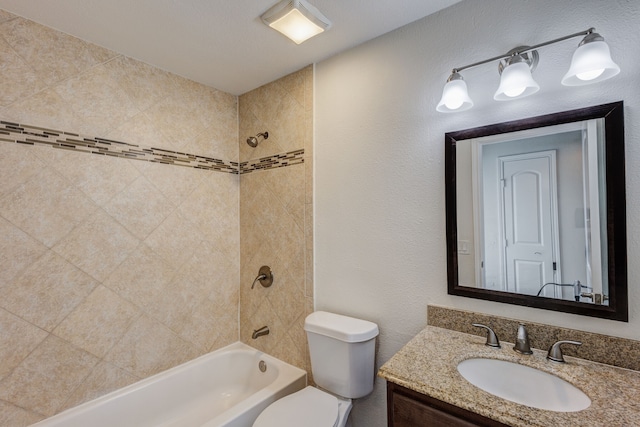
left=253, top=386, right=339, bottom=427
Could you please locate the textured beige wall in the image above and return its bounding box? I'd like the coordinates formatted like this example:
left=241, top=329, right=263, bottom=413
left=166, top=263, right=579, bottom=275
left=239, top=66, right=314, bottom=374
left=0, top=10, right=240, bottom=425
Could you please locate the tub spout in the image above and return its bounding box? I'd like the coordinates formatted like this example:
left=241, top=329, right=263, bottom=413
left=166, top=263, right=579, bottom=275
left=252, top=326, right=270, bottom=339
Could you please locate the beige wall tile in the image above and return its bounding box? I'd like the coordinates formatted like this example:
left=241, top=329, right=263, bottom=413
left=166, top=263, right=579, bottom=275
left=267, top=264, right=306, bottom=330
left=102, top=55, right=180, bottom=112
left=177, top=298, right=229, bottom=351
left=141, top=95, right=206, bottom=150
left=239, top=66, right=313, bottom=377
left=143, top=210, right=203, bottom=270
left=1, top=251, right=98, bottom=331
left=50, top=150, right=141, bottom=207
left=1, top=87, right=85, bottom=132
left=0, top=400, right=44, bottom=427
left=0, top=335, right=99, bottom=416
left=138, top=162, right=207, bottom=206
left=209, top=314, right=240, bottom=350
left=0, top=18, right=79, bottom=86
left=104, top=315, right=198, bottom=378
left=186, top=121, right=238, bottom=162
left=0, top=37, right=46, bottom=108
left=0, top=9, right=15, bottom=23
left=0, top=166, right=97, bottom=247
left=0, top=217, right=47, bottom=286
left=103, top=175, right=175, bottom=240
left=103, top=243, right=177, bottom=313
left=53, top=209, right=140, bottom=282
left=53, top=286, right=141, bottom=358
left=269, top=332, right=307, bottom=373
left=0, top=143, right=47, bottom=200
left=53, top=64, right=140, bottom=135
left=0, top=18, right=115, bottom=87
left=177, top=171, right=239, bottom=242
left=143, top=275, right=202, bottom=334
left=179, top=240, right=235, bottom=286
left=0, top=309, right=48, bottom=381
left=59, top=361, right=139, bottom=412
left=106, top=111, right=174, bottom=150
left=239, top=68, right=307, bottom=161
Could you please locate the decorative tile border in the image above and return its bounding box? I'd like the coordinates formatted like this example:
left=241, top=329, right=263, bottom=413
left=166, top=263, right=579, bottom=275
left=240, top=149, right=304, bottom=174
left=1, top=120, right=305, bottom=175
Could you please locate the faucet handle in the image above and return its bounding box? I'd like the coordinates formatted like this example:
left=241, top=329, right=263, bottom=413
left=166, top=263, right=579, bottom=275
left=547, top=340, right=582, bottom=363
left=472, top=323, right=501, bottom=348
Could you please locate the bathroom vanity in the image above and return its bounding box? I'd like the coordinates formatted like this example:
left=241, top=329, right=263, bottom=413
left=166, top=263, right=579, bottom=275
left=386, top=381, right=506, bottom=426
left=379, top=325, right=640, bottom=427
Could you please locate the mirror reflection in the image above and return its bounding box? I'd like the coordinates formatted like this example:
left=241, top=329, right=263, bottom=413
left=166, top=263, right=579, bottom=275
left=445, top=102, right=627, bottom=321
left=456, top=120, right=608, bottom=304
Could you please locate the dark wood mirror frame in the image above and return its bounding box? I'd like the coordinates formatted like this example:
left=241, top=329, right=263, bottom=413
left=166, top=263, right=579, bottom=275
left=445, top=101, right=628, bottom=321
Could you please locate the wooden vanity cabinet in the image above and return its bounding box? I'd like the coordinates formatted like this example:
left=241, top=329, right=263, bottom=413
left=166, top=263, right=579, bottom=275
left=387, top=382, right=508, bottom=427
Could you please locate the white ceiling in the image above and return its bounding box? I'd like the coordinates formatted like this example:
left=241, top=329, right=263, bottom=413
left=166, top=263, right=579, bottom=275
left=0, top=0, right=461, bottom=95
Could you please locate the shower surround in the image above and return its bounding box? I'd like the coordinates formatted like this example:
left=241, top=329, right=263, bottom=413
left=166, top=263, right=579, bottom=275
left=0, top=9, right=313, bottom=426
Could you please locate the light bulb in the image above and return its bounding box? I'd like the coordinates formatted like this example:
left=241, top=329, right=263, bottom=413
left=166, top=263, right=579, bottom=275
left=503, top=86, right=526, bottom=98
left=445, top=98, right=464, bottom=110
left=576, top=68, right=605, bottom=81
left=444, top=85, right=467, bottom=109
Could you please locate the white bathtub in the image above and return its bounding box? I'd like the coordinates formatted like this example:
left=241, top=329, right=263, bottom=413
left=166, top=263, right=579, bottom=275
left=31, top=342, right=307, bottom=427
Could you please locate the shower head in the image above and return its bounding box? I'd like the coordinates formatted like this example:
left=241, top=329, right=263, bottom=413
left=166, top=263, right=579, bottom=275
left=246, top=131, right=269, bottom=147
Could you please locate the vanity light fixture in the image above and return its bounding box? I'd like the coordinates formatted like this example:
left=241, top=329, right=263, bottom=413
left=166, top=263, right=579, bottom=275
left=261, top=0, right=332, bottom=45
left=437, top=28, right=620, bottom=113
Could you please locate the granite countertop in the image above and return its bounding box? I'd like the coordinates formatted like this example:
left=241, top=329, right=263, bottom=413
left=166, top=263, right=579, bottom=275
left=378, top=326, right=640, bottom=426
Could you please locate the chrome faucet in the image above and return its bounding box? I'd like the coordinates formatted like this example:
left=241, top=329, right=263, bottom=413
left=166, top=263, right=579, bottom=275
left=513, top=323, right=533, bottom=354
left=252, top=326, right=270, bottom=339
left=547, top=340, right=582, bottom=362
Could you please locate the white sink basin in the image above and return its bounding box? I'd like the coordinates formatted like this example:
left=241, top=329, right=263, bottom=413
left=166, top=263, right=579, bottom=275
left=457, top=358, right=591, bottom=412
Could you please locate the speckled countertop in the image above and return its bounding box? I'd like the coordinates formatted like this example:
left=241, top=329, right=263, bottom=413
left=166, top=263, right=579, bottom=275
left=378, top=326, right=640, bottom=426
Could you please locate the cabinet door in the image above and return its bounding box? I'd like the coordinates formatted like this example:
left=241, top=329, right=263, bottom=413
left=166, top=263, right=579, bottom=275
left=387, top=382, right=508, bottom=427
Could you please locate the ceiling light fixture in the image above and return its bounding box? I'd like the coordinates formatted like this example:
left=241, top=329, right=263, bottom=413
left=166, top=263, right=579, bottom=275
left=437, top=28, right=620, bottom=113
left=261, top=0, right=332, bottom=45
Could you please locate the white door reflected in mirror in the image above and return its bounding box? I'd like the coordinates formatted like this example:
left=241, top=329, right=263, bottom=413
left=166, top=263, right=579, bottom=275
left=456, top=120, right=607, bottom=304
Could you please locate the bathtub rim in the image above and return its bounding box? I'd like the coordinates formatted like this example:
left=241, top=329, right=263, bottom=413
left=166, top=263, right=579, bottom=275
left=30, top=341, right=307, bottom=427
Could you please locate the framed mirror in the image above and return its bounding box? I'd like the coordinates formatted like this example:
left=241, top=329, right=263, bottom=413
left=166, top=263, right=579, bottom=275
left=445, top=102, right=627, bottom=321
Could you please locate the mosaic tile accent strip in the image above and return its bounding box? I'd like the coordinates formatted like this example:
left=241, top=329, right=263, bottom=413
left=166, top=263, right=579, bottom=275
left=1, top=120, right=240, bottom=174
left=1, top=120, right=305, bottom=175
left=240, top=149, right=305, bottom=174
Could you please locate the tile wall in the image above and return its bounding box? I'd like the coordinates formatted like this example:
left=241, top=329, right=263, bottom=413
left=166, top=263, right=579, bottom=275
left=0, top=10, right=240, bottom=425
left=239, top=66, right=314, bottom=374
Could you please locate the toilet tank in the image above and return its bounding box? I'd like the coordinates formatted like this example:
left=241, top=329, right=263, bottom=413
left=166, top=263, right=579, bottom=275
left=304, top=311, right=379, bottom=399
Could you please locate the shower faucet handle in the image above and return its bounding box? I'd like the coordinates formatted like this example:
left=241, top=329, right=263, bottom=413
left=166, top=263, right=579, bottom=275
left=251, top=266, right=274, bottom=289
left=472, top=323, right=501, bottom=348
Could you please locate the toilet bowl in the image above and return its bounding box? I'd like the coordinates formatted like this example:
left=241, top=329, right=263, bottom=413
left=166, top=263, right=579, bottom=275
left=252, top=386, right=351, bottom=427
left=252, top=311, right=379, bottom=427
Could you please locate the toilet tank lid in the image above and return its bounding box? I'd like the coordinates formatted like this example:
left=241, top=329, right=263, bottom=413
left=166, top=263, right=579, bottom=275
left=304, top=311, right=379, bottom=342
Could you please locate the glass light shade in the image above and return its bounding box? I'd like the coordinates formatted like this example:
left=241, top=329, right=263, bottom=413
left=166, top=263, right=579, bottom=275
left=261, top=0, right=331, bottom=44
left=562, top=40, right=620, bottom=86
left=494, top=61, right=540, bottom=101
left=436, top=76, right=473, bottom=113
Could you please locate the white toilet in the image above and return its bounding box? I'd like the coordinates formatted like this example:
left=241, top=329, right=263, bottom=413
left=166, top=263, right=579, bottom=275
left=253, top=311, right=379, bottom=427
